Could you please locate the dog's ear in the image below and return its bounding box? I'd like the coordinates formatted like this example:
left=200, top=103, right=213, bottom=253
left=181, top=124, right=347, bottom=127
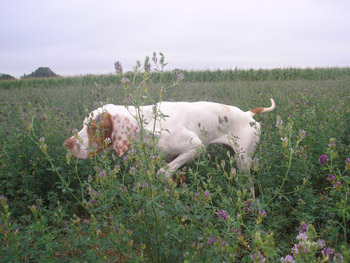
left=86, top=112, right=113, bottom=155
left=110, top=113, right=138, bottom=157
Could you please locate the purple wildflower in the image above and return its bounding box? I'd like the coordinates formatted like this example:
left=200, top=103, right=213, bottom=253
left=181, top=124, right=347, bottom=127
left=296, top=232, right=307, bottom=241
left=120, top=185, right=128, bottom=193
left=123, top=95, right=132, bottom=105
left=327, top=174, right=336, bottom=182
left=22, top=113, right=30, bottom=123
left=250, top=251, right=266, bottom=263
left=177, top=73, right=184, bottom=82
left=221, top=160, right=226, bottom=167
left=328, top=141, right=336, bottom=149
left=97, top=166, right=106, bottom=178
left=298, top=129, right=306, bottom=140
left=217, top=209, right=228, bottom=220
left=244, top=200, right=253, bottom=212
left=317, top=239, right=326, bottom=249
left=276, top=119, right=283, bottom=129
left=207, top=235, right=217, bottom=244
left=114, top=61, right=123, bottom=75
left=299, top=222, right=308, bottom=233
left=231, top=227, right=239, bottom=233
left=93, top=101, right=100, bottom=108
left=322, top=247, right=333, bottom=257
left=88, top=187, right=99, bottom=197
left=144, top=62, right=151, bottom=73
left=121, top=77, right=130, bottom=84
left=281, top=255, right=294, bottom=263
left=333, top=253, right=344, bottom=263
left=230, top=168, right=237, bottom=176
left=293, top=243, right=307, bottom=255
left=281, top=137, right=289, bottom=147
left=318, top=154, right=329, bottom=165
left=291, top=244, right=299, bottom=255
left=90, top=198, right=97, bottom=206
left=129, top=166, right=136, bottom=175
left=123, top=155, right=128, bottom=164
left=333, top=181, right=341, bottom=189
left=259, top=210, right=267, bottom=217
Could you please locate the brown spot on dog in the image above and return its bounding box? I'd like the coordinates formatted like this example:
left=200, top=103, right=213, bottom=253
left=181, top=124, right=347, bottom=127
left=118, top=136, right=122, bottom=141
left=115, top=147, right=121, bottom=157
left=65, top=137, right=76, bottom=150
left=120, top=146, right=127, bottom=155
left=122, top=140, right=130, bottom=147
left=250, top=107, right=264, bottom=114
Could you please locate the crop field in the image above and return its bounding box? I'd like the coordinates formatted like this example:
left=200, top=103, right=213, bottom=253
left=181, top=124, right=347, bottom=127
left=1, top=63, right=350, bottom=262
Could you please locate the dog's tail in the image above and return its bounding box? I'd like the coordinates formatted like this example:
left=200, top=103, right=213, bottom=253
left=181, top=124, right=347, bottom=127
left=248, top=98, right=275, bottom=117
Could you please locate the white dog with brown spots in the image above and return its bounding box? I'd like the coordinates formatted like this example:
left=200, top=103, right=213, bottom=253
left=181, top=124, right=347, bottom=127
left=65, top=99, right=275, bottom=183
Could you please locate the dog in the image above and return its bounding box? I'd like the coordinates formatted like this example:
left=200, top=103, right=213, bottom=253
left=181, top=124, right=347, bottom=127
left=65, top=99, right=275, bottom=183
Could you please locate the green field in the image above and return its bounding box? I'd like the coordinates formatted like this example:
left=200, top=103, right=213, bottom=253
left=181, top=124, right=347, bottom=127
left=1, top=65, right=350, bottom=262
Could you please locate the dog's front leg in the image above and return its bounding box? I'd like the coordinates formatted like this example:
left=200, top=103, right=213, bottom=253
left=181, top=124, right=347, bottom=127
left=159, top=147, right=200, bottom=183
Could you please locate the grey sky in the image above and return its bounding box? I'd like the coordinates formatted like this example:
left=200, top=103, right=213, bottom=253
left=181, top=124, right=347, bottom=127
left=1, top=0, right=349, bottom=78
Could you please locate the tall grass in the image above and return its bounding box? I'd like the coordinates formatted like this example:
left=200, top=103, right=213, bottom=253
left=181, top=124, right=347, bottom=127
left=1, top=67, right=349, bottom=90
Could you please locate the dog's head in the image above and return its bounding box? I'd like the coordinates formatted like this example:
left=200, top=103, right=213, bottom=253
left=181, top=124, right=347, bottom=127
left=65, top=110, right=138, bottom=159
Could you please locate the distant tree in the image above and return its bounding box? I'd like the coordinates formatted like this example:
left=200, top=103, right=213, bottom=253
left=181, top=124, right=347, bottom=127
left=0, top=73, right=16, bottom=81
left=22, top=67, right=59, bottom=79
left=172, top=68, right=184, bottom=73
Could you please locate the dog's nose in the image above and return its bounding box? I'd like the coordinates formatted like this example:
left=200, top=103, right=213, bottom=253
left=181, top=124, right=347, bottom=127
left=65, top=138, right=76, bottom=150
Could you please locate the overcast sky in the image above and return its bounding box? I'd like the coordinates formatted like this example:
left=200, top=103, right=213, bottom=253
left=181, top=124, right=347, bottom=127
left=1, top=0, right=349, bottom=78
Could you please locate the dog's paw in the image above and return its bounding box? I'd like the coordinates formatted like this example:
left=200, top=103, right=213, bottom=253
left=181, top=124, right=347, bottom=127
left=157, top=168, right=187, bottom=186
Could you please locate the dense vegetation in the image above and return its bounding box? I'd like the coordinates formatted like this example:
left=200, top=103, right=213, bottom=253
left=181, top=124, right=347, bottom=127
left=0, top=73, right=16, bottom=81
left=1, top=57, right=349, bottom=262
left=21, top=67, right=59, bottom=79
